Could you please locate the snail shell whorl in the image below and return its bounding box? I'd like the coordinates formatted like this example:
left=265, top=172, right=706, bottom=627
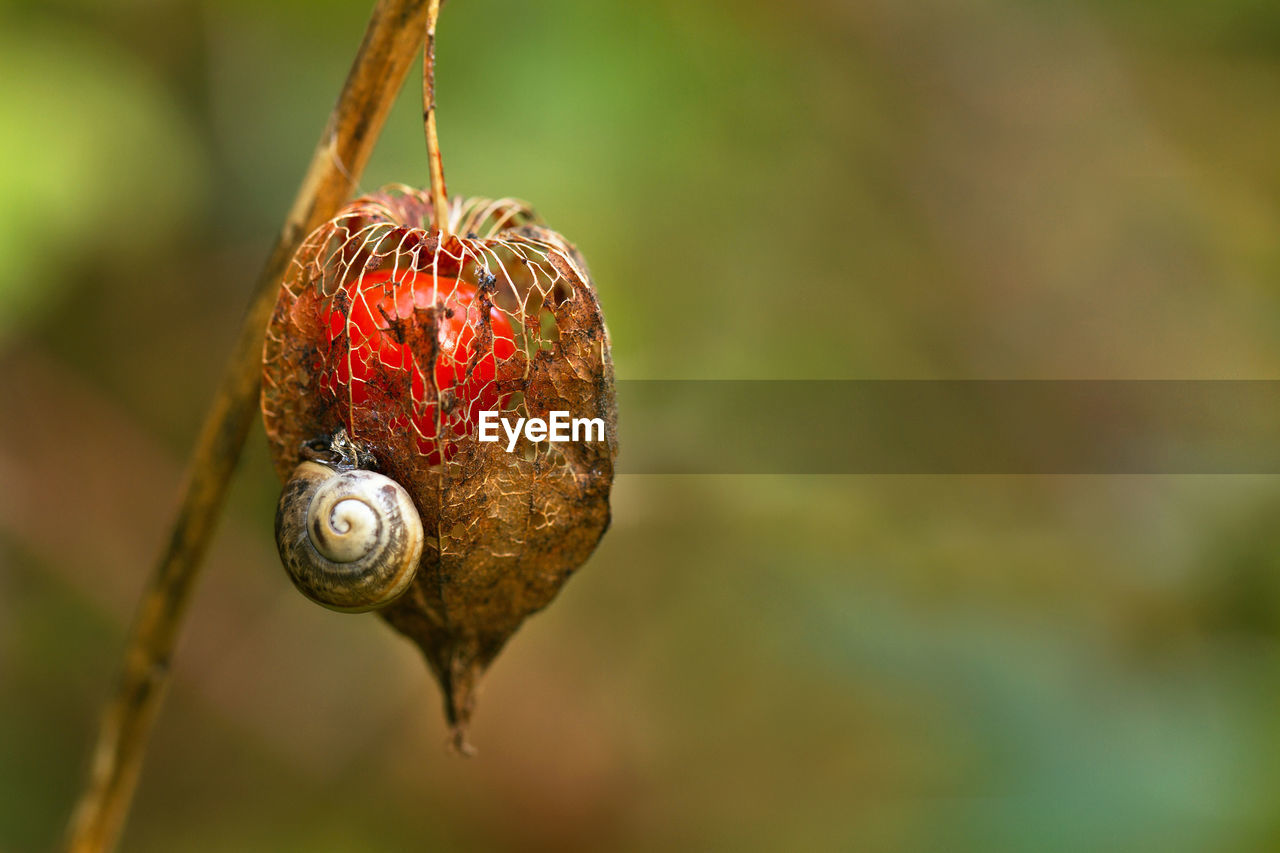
left=275, top=460, right=424, bottom=613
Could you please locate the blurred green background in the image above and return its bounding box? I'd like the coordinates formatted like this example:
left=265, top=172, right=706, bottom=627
left=4, top=0, right=1280, bottom=850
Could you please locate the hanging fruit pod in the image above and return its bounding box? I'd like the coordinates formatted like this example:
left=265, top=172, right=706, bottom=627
left=262, top=187, right=616, bottom=747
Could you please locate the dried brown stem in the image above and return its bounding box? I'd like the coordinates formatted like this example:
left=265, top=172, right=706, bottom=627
left=424, top=0, right=450, bottom=234
left=62, top=2, right=429, bottom=851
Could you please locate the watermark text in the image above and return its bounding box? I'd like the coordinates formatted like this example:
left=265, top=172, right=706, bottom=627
left=479, top=410, right=606, bottom=452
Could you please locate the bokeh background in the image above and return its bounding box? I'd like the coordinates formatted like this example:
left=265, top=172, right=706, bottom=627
left=4, top=0, right=1280, bottom=850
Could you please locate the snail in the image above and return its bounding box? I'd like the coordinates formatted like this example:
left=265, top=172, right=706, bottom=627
left=274, top=430, right=424, bottom=613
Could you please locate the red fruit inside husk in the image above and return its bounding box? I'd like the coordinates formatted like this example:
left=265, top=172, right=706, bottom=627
left=315, top=270, right=517, bottom=464
left=262, top=190, right=617, bottom=747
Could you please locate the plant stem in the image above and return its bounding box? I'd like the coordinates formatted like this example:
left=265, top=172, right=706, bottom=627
left=424, top=0, right=451, bottom=234
left=62, top=2, right=429, bottom=850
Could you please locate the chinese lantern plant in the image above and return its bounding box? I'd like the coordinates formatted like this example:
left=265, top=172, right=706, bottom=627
left=63, top=5, right=616, bottom=850
left=261, top=5, right=616, bottom=749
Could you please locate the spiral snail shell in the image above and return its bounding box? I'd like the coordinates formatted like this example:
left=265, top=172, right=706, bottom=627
left=274, top=448, right=424, bottom=613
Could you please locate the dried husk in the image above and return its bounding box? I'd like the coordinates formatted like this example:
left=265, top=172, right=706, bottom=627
left=262, top=187, right=616, bottom=747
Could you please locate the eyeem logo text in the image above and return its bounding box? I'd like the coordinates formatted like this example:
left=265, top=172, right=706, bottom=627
left=479, top=410, right=606, bottom=452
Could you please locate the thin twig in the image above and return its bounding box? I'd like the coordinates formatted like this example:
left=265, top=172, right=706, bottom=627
left=424, top=0, right=450, bottom=234
left=63, top=2, right=429, bottom=850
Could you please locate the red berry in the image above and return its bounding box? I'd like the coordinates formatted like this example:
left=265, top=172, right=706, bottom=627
left=316, top=270, right=516, bottom=464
